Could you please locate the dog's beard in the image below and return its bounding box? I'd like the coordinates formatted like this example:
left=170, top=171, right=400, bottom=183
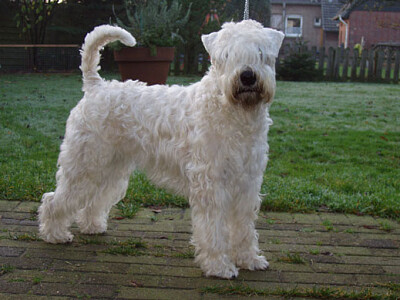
left=231, top=82, right=269, bottom=109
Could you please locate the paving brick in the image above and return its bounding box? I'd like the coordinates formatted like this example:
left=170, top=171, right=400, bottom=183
left=0, top=246, right=25, bottom=257
left=50, top=259, right=131, bottom=274
left=341, top=255, right=400, bottom=266
left=117, top=287, right=202, bottom=299
left=128, top=264, right=202, bottom=277
left=346, top=215, right=380, bottom=227
left=157, top=275, right=225, bottom=289
left=0, top=293, right=70, bottom=299
left=292, top=213, right=322, bottom=224
left=281, top=272, right=357, bottom=285
left=87, top=273, right=159, bottom=287
left=268, top=261, right=313, bottom=273
left=361, top=239, right=399, bottom=249
left=260, top=212, right=295, bottom=223
left=319, top=213, right=352, bottom=225
left=31, top=282, right=118, bottom=298
left=0, top=257, right=54, bottom=271
left=382, top=265, right=400, bottom=275
left=373, top=217, right=400, bottom=230
left=310, top=263, right=385, bottom=275
left=0, top=200, right=20, bottom=212
left=13, top=202, right=40, bottom=213
left=0, top=280, right=33, bottom=294
left=355, top=274, right=400, bottom=285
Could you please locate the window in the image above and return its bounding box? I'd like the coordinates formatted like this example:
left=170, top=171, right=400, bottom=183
left=285, top=15, right=302, bottom=37
left=314, top=17, right=321, bottom=27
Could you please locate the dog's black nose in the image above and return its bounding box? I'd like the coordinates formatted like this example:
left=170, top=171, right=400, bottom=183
left=240, top=70, right=257, bottom=87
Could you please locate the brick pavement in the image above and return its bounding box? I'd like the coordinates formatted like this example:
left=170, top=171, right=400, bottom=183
left=0, top=200, right=399, bottom=299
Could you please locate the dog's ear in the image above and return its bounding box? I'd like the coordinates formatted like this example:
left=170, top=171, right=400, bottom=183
left=201, top=32, right=218, bottom=55
left=263, top=28, right=285, bottom=58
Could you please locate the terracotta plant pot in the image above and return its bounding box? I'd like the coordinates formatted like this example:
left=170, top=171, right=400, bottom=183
left=113, top=47, right=175, bottom=85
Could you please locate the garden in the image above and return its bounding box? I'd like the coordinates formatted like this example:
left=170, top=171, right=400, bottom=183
left=1, top=73, right=399, bottom=220
left=0, top=0, right=400, bottom=298
left=1, top=73, right=400, bottom=299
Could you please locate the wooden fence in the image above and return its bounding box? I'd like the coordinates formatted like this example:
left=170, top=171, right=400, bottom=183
left=279, top=45, right=400, bottom=83
left=2, top=43, right=399, bottom=84
left=0, top=44, right=81, bottom=72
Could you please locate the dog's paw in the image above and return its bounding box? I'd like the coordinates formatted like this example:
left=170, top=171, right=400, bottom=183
left=41, top=230, right=74, bottom=244
left=237, top=255, right=269, bottom=271
left=204, top=264, right=239, bottom=279
left=201, top=256, right=239, bottom=279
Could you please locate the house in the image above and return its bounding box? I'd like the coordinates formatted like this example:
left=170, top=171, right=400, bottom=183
left=271, top=0, right=341, bottom=48
left=334, top=0, right=400, bottom=49
left=321, top=0, right=343, bottom=48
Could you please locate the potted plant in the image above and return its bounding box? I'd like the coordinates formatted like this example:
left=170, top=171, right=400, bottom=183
left=112, top=0, right=191, bottom=85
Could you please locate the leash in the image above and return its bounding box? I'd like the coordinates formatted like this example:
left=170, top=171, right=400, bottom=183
left=243, top=0, right=249, bottom=20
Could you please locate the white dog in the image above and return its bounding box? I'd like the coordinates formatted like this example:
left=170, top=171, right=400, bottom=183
left=38, top=20, right=284, bottom=279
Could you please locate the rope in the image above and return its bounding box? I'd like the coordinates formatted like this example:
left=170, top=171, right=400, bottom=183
left=244, top=0, right=249, bottom=20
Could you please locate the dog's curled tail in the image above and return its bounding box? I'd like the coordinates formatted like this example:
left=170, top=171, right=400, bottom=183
left=80, top=25, right=136, bottom=91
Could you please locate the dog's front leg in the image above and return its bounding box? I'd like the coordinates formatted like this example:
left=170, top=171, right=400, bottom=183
left=229, top=192, right=269, bottom=271
left=189, top=189, right=238, bottom=279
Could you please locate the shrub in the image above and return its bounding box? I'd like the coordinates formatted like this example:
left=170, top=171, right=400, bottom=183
left=277, top=48, right=322, bottom=82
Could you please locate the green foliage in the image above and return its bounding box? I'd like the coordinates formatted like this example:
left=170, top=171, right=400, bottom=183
left=0, top=264, right=14, bottom=275
left=277, top=252, right=306, bottom=264
left=14, top=0, right=59, bottom=44
left=113, top=0, right=191, bottom=55
left=277, top=52, right=322, bottom=81
left=116, top=199, right=141, bottom=218
left=277, top=40, right=322, bottom=82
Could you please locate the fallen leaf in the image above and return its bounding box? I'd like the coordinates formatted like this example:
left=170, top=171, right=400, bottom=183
left=130, top=280, right=143, bottom=288
left=362, top=225, right=378, bottom=230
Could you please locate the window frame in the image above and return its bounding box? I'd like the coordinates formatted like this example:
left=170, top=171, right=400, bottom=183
left=285, top=15, right=303, bottom=37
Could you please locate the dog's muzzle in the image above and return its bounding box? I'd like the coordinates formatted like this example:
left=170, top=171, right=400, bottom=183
left=232, top=69, right=266, bottom=109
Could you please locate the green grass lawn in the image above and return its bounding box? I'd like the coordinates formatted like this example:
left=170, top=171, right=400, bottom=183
left=0, top=73, right=399, bottom=220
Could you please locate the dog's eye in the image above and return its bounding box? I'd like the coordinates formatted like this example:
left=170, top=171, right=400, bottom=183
left=258, top=48, right=263, bottom=61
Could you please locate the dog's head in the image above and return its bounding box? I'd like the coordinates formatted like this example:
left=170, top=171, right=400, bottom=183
left=202, top=20, right=284, bottom=109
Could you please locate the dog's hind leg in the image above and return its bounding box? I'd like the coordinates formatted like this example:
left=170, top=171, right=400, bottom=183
left=38, top=166, right=96, bottom=244
left=76, top=167, right=131, bottom=235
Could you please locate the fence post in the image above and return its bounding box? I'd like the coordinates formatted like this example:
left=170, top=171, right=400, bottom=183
left=311, top=46, right=317, bottom=61
left=318, top=46, right=325, bottom=75
left=385, top=50, right=393, bottom=83
left=359, top=49, right=368, bottom=81
left=342, top=48, right=350, bottom=81
left=375, top=49, right=384, bottom=82
left=367, top=50, right=374, bottom=82
left=394, top=50, right=400, bottom=84
left=351, top=48, right=358, bottom=81
left=333, top=47, right=342, bottom=80
left=327, top=47, right=335, bottom=80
